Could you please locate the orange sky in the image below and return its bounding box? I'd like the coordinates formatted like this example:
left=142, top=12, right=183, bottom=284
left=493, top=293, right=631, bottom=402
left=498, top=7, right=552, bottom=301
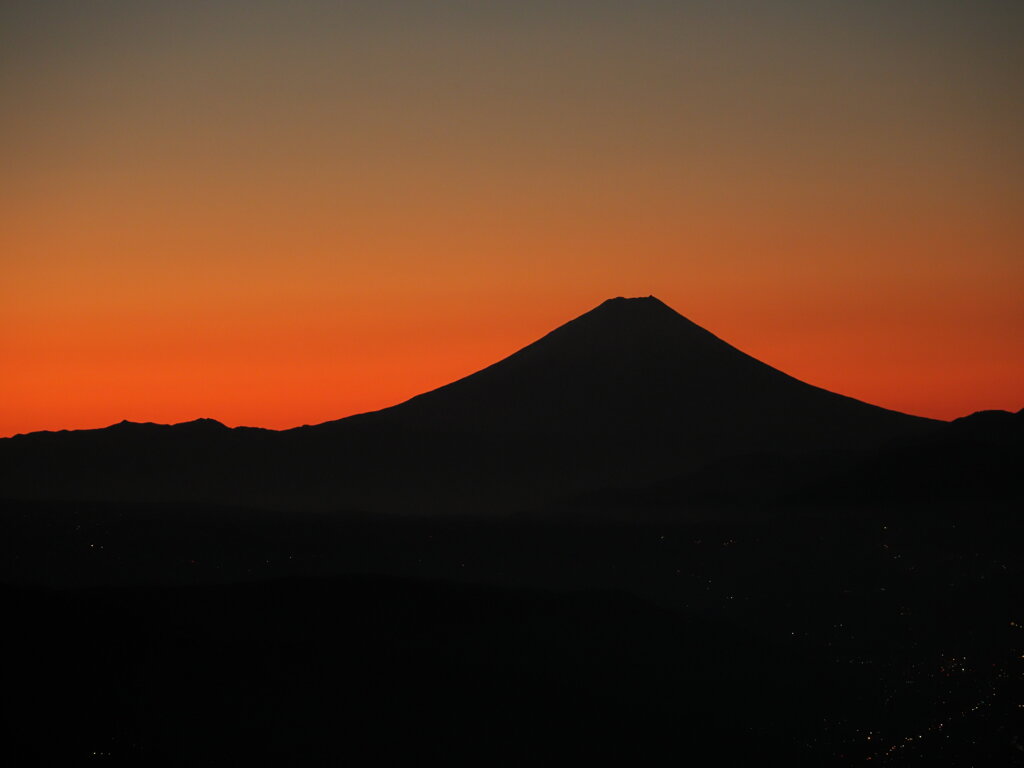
left=2, top=1, right=1022, bottom=436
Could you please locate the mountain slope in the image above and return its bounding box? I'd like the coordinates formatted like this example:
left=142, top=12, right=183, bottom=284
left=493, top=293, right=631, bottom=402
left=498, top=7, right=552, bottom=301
left=332, top=296, right=933, bottom=446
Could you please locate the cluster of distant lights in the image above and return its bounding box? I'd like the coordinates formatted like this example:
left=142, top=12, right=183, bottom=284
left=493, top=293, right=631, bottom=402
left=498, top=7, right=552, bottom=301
left=858, top=634, right=1022, bottom=763
left=653, top=528, right=1022, bottom=764
left=865, top=685, right=996, bottom=762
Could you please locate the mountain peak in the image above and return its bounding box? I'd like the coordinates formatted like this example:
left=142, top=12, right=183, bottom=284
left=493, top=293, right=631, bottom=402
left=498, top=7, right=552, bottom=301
left=567, top=294, right=693, bottom=332
left=559, top=294, right=706, bottom=343
left=592, top=295, right=673, bottom=315
left=600, top=294, right=662, bottom=305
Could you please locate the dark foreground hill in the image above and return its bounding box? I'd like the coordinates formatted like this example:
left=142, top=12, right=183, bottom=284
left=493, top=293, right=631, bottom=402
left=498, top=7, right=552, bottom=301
left=0, top=296, right=943, bottom=512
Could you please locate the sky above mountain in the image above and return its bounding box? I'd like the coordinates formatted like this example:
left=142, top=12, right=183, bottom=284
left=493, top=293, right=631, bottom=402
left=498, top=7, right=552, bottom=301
left=2, top=1, right=1022, bottom=435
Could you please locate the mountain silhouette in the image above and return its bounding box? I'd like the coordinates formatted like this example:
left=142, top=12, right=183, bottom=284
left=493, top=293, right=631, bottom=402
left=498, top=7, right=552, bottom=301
left=0, top=296, right=951, bottom=511
left=335, top=295, right=932, bottom=443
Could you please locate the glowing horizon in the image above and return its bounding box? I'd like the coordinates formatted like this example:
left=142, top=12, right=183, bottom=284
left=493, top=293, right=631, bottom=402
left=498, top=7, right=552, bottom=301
left=3, top=1, right=1022, bottom=437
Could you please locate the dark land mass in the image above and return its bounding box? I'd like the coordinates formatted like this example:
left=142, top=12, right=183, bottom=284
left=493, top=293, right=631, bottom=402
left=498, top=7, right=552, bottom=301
left=1, top=297, right=1021, bottom=765
left=0, top=296, right=940, bottom=512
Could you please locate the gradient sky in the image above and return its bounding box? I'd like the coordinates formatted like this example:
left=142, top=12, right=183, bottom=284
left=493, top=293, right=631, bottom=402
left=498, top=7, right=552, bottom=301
left=2, top=0, right=1022, bottom=436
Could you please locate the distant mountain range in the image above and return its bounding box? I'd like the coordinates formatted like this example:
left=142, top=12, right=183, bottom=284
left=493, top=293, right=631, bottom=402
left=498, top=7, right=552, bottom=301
left=2, top=296, right=1019, bottom=513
